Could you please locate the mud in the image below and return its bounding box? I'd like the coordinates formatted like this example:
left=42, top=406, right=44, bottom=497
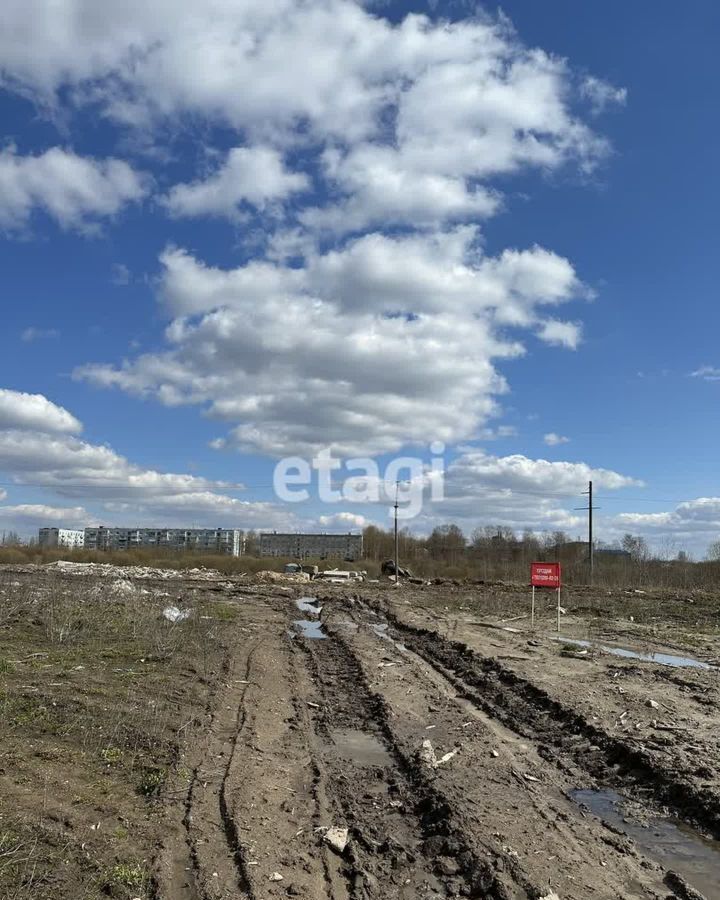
left=570, top=789, right=720, bottom=898
left=4, top=570, right=720, bottom=899
left=552, top=636, right=714, bottom=669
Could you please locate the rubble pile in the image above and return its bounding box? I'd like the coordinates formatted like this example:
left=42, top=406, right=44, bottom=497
left=39, top=560, right=228, bottom=581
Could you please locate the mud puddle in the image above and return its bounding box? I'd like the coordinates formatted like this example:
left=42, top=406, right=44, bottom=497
left=329, top=728, right=393, bottom=767
left=554, top=636, right=713, bottom=669
left=295, top=596, right=322, bottom=615
left=370, top=622, right=409, bottom=653
left=571, top=788, right=720, bottom=897
left=293, top=619, right=327, bottom=639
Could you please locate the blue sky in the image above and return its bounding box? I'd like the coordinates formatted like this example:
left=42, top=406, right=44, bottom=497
left=0, top=0, right=718, bottom=554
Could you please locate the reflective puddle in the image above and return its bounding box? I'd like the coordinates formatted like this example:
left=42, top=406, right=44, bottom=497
left=554, top=636, right=713, bottom=669
left=293, top=619, right=327, bottom=640
left=570, top=789, right=720, bottom=897
left=330, top=728, right=393, bottom=767
left=295, top=596, right=322, bottom=615
left=370, top=622, right=409, bottom=654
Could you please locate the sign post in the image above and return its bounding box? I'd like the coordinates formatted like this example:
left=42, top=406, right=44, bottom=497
left=530, top=562, right=562, bottom=631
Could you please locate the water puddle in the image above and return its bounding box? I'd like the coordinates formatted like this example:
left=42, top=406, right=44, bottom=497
left=330, top=728, right=393, bottom=767
left=293, top=619, right=327, bottom=640
left=554, top=636, right=713, bottom=669
left=295, top=596, right=322, bottom=615
left=570, top=789, right=720, bottom=896
left=370, top=622, right=410, bottom=654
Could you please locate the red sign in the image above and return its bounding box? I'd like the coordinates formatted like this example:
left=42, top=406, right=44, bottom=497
left=531, top=562, right=561, bottom=589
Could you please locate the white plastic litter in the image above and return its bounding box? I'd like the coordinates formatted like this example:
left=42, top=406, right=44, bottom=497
left=163, top=606, right=192, bottom=623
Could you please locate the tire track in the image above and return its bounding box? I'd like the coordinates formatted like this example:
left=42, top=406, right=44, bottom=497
left=157, top=639, right=261, bottom=900
left=364, top=598, right=720, bottom=841
left=294, top=625, right=530, bottom=899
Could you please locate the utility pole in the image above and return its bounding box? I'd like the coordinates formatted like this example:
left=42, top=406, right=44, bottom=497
left=576, top=481, right=600, bottom=585
left=394, top=481, right=400, bottom=587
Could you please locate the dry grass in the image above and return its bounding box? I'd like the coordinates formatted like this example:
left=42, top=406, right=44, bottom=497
left=0, top=570, right=235, bottom=899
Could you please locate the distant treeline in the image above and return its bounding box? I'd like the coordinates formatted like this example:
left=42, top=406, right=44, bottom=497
left=1, top=524, right=719, bottom=590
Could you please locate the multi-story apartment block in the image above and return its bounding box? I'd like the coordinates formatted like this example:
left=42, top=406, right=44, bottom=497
left=38, top=528, right=85, bottom=549
left=83, top=527, right=244, bottom=556
left=259, top=532, right=363, bottom=561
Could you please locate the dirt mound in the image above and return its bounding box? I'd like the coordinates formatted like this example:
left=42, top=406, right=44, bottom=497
left=40, top=560, right=225, bottom=580
left=254, top=569, right=310, bottom=583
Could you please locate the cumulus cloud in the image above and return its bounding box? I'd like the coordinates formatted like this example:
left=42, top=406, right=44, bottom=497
left=0, top=503, right=89, bottom=528
left=537, top=319, right=582, bottom=349
left=317, top=511, right=368, bottom=529
left=0, top=146, right=147, bottom=231
left=0, top=3, right=628, bottom=528
left=164, top=146, right=309, bottom=219
left=0, top=387, right=298, bottom=529
left=0, top=1, right=611, bottom=241
left=614, top=498, right=720, bottom=535
left=543, top=432, right=570, bottom=446
left=581, top=76, right=627, bottom=115
left=76, top=231, right=586, bottom=456
left=409, top=448, right=640, bottom=533
left=0, top=3, right=606, bottom=152
left=0, top=389, right=82, bottom=434
left=690, top=366, right=720, bottom=382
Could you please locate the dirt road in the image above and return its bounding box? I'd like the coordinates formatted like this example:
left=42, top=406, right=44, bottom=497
left=2, top=571, right=719, bottom=899
left=150, top=584, right=719, bottom=900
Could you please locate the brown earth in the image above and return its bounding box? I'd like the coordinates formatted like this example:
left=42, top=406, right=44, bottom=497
left=1, top=569, right=719, bottom=900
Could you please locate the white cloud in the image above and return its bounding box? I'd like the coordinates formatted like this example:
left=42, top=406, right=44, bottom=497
left=164, top=146, right=308, bottom=219
left=615, top=498, right=720, bottom=534
left=0, top=146, right=147, bottom=231
left=601, top=497, right=720, bottom=556
left=21, top=327, right=59, bottom=342
left=581, top=76, right=627, bottom=115
left=0, top=388, right=82, bottom=434
left=543, top=432, right=570, bottom=446
left=0, top=1, right=611, bottom=239
left=0, top=3, right=607, bottom=156
left=478, top=425, right=518, bottom=441
left=0, top=503, right=89, bottom=528
left=317, top=511, right=368, bottom=529
left=690, top=366, right=720, bottom=382
left=537, top=319, right=582, bottom=349
left=408, top=448, right=640, bottom=533
left=75, top=231, right=587, bottom=456
left=0, top=388, right=300, bottom=530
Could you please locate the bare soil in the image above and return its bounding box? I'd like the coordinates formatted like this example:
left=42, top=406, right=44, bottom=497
left=2, top=569, right=720, bottom=899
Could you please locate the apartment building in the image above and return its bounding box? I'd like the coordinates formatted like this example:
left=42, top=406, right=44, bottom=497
left=83, top=527, right=244, bottom=556
left=38, top=528, right=85, bottom=549
left=259, top=532, right=363, bottom=561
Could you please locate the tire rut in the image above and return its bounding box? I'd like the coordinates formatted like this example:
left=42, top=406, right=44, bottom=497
left=366, top=600, right=720, bottom=841
left=157, top=640, right=261, bottom=900
left=295, top=626, right=528, bottom=900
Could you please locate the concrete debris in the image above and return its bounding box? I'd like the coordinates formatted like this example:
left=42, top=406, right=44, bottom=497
left=323, top=826, right=349, bottom=855
left=646, top=699, right=660, bottom=709
left=269, top=872, right=284, bottom=882
left=255, top=570, right=311, bottom=583
left=39, top=560, right=226, bottom=581
left=163, top=606, right=192, bottom=623
left=420, top=739, right=459, bottom=769
left=112, top=579, right=136, bottom=594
